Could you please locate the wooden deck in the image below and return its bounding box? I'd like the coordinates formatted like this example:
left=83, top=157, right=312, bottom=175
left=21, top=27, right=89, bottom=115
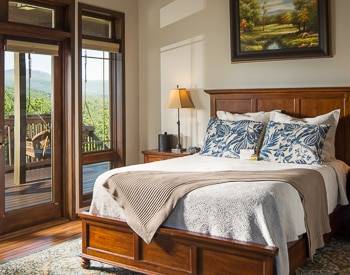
left=4, top=163, right=108, bottom=211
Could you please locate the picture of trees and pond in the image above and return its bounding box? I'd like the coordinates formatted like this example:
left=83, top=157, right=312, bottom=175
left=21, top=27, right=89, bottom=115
left=230, top=0, right=330, bottom=61
left=240, top=0, right=320, bottom=51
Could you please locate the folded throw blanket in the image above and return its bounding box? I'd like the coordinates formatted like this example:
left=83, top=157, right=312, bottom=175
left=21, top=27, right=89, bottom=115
left=103, top=169, right=330, bottom=257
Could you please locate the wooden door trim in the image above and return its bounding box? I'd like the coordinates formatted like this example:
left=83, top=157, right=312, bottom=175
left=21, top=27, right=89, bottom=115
left=52, top=46, right=63, bottom=211
left=0, top=37, right=5, bottom=219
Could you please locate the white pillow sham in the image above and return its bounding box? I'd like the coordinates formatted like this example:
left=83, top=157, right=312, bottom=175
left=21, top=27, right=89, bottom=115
left=217, top=110, right=280, bottom=123
left=269, top=110, right=340, bottom=162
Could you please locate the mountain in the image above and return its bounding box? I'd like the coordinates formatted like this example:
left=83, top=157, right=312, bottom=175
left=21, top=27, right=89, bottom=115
left=82, top=79, right=110, bottom=97
left=5, top=70, right=52, bottom=93
left=5, top=70, right=108, bottom=96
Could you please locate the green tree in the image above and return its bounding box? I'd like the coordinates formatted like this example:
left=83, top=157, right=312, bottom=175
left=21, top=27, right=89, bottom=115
left=279, top=12, right=293, bottom=25
left=293, top=0, right=318, bottom=32
left=239, top=0, right=260, bottom=32
left=261, top=0, right=268, bottom=31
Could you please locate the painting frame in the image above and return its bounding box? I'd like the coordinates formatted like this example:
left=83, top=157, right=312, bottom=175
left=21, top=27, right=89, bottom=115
left=230, top=0, right=331, bottom=62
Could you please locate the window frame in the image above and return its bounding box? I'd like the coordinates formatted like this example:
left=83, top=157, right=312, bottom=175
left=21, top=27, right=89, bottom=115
left=3, top=0, right=69, bottom=31
left=0, top=0, right=72, bottom=43
left=81, top=11, right=115, bottom=41
left=78, top=3, right=125, bottom=208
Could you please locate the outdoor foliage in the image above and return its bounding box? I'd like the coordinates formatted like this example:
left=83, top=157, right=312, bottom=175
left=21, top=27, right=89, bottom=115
left=240, top=0, right=319, bottom=51
left=4, top=76, right=110, bottom=147
left=82, top=95, right=111, bottom=145
left=4, top=87, right=52, bottom=117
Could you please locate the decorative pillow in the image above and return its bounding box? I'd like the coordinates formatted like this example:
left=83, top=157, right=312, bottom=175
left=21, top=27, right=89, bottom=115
left=216, top=110, right=282, bottom=153
left=270, top=110, right=340, bottom=162
left=200, top=118, right=264, bottom=158
left=217, top=110, right=281, bottom=123
left=260, top=121, right=330, bottom=165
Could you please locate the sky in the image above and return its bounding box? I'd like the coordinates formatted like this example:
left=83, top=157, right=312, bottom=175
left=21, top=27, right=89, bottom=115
left=260, top=0, right=294, bottom=13
left=5, top=51, right=52, bottom=74
left=5, top=50, right=108, bottom=81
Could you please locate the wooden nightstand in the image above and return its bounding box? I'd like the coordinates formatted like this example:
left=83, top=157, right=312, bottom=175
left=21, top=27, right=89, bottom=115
left=142, top=149, right=193, bottom=163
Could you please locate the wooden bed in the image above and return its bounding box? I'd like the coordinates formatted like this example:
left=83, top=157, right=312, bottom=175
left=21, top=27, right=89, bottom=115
left=80, top=87, right=350, bottom=275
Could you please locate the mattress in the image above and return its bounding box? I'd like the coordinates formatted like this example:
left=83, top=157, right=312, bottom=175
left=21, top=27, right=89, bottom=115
left=89, top=155, right=349, bottom=275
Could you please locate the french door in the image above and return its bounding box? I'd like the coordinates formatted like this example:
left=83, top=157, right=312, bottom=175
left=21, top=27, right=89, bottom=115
left=0, top=38, right=63, bottom=234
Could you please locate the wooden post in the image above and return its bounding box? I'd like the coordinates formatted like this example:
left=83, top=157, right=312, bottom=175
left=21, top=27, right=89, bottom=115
left=13, top=53, right=26, bottom=185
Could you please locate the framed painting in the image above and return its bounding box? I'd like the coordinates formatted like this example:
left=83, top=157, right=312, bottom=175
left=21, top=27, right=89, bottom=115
left=230, top=0, right=331, bottom=61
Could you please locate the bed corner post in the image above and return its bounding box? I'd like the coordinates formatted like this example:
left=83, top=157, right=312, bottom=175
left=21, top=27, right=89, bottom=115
left=81, top=257, right=91, bottom=269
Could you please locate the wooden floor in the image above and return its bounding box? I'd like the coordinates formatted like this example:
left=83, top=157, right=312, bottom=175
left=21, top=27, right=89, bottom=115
left=0, top=220, right=81, bottom=263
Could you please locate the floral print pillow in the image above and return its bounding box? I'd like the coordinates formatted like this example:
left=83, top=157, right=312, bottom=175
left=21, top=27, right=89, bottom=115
left=200, top=117, right=264, bottom=158
left=260, top=121, right=330, bottom=165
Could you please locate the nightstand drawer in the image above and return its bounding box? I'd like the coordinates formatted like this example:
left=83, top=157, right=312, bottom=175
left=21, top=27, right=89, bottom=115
left=144, top=155, right=164, bottom=163
left=142, top=149, right=193, bottom=163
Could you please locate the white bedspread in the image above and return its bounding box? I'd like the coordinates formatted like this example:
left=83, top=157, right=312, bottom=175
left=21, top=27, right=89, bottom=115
left=90, top=155, right=349, bottom=275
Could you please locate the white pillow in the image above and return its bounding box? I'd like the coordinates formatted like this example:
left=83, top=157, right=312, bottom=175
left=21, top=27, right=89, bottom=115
left=270, top=110, right=340, bottom=162
left=217, top=110, right=280, bottom=123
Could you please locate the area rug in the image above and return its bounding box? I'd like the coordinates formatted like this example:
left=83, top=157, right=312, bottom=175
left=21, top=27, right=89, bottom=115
left=295, top=236, right=350, bottom=275
left=0, top=236, right=349, bottom=274
left=0, top=238, right=138, bottom=275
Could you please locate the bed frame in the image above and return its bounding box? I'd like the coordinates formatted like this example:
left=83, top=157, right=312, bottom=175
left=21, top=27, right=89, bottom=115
left=80, top=87, right=350, bottom=275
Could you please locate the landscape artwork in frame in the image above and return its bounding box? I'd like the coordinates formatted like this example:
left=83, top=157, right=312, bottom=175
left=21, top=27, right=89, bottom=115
left=230, top=0, right=331, bottom=61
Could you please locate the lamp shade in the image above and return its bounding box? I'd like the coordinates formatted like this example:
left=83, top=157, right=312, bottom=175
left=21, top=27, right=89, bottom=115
left=167, top=88, right=195, bottom=109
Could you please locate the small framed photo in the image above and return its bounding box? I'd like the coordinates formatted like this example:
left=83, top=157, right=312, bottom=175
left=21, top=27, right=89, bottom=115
left=230, top=0, right=331, bottom=62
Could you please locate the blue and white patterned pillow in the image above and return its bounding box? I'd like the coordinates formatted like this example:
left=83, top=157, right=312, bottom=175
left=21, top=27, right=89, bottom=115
left=260, top=121, right=330, bottom=165
left=200, top=117, right=264, bottom=158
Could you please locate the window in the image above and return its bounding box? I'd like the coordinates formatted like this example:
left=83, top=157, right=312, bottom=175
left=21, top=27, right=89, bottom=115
left=78, top=4, right=125, bottom=207
left=82, top=162, right=111, bottom=195
left=82, top=49, right=111, bottom=153
left=8, top=1, right=55, bottom=28
left=82, top=15, right=111, bottom=39
left=4, top=50, right=54, bottom=211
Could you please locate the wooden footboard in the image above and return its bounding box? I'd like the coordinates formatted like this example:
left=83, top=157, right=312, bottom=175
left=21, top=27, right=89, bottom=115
left=80, top=212, right=278, bottom=275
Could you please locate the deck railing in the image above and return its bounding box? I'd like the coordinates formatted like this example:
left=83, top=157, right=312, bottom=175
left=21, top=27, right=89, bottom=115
left=4, top=115, right=52, bottom=168
left=4, top=115, right=109, bottom=170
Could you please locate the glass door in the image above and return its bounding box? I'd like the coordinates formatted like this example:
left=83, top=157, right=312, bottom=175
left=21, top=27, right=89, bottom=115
left=0, top=39, right=63, bottom=234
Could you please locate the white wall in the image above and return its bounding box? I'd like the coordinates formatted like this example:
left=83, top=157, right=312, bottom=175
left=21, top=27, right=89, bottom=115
left=138, top=0, right=350, bottom=154
left=78, top=0, right=140, bottom=165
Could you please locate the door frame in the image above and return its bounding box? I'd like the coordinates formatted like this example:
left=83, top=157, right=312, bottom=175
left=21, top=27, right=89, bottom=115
left=0, top=37, right=5, bottom=220
left=0, top=0, right=76, bottom=234
left=0, top=38, right=63, bottom=234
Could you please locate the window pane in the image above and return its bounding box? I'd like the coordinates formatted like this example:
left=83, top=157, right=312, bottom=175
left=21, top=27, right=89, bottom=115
left=4, top=51, right=53, bottom=212
left=82, top=49, right=111, bottom=153
left=82, top=15, right=111, bottom=39
left=82, top=162, right=111, bottom=195
left=83, top=49, right=104, bottom=59
left=9, top=1, right=55, bottom=28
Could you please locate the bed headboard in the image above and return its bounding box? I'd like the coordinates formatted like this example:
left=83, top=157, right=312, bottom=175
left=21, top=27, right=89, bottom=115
left=205, top=87, right=350, bottom=165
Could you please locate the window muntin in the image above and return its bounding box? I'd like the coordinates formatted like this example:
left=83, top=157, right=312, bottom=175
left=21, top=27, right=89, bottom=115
left=81, top=49, right=111, bottom=153
left=82, top=15, right=112, bottom=39
left=9, top=1, right=55, bottom=28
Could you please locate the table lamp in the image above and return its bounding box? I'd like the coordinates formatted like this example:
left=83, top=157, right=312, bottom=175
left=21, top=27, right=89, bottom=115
left=167, top=86, right=195, bottom=152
